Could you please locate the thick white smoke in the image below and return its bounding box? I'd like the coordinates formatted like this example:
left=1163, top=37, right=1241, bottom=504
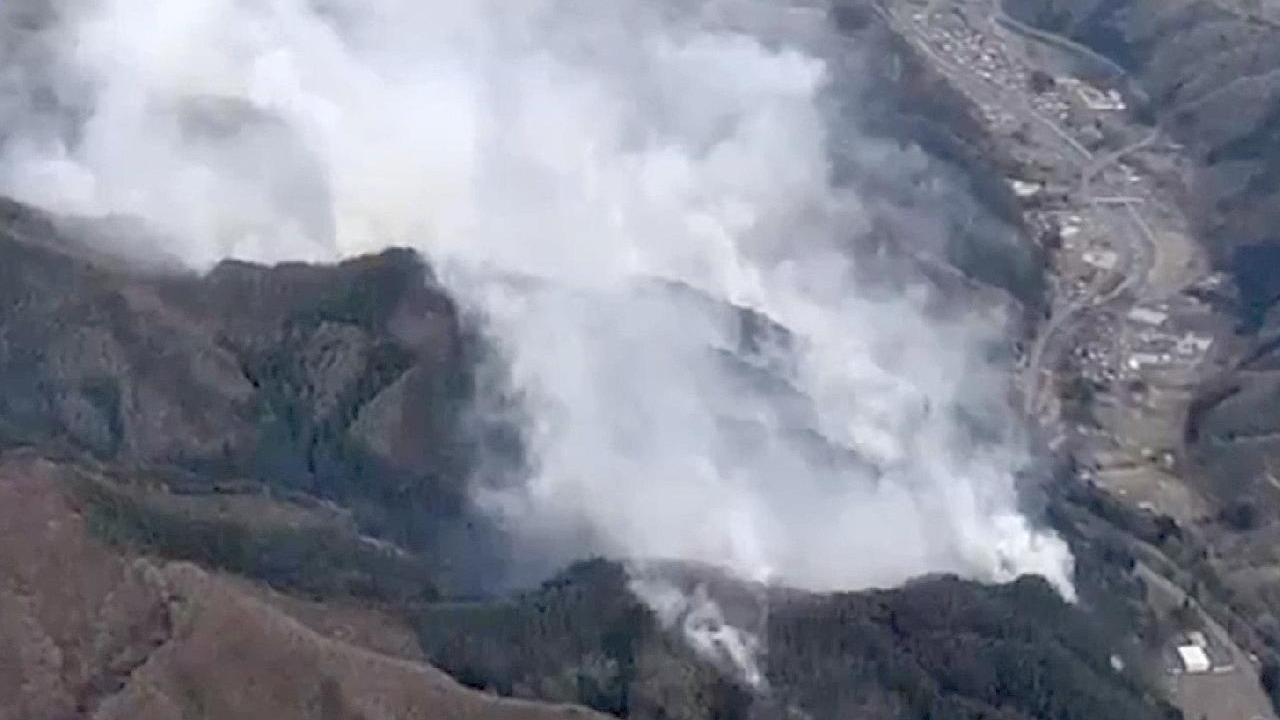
left=0, top=0, right=1074, bottom=603
left=630, top=570, right=768, bottom=689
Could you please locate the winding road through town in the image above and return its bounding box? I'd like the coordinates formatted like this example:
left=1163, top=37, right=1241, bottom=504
left=875, top=0, right=1165, bottom=419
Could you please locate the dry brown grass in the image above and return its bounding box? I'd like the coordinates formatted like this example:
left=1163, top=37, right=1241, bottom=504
left=0, top=455, right=606, bottom=720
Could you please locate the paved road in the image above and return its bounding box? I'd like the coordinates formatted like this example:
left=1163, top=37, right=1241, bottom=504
left=885, top=4, right=1274, bottom=718
left=875, top=0, right=1160, bottom=418
left=1136, top=563, right=1277, bottom=720
left=872, top=0, right=1090, bottom=159
left=1080, top=128, right=1160, bottom=198
left=876, top=4, right=1271, bottom=717
left=977, top=8, right=1160, bottom=417
left=989, top=0, right=1128, bottom=79
left=975, top=7, right=1161, bottom=415
left=877, top=0, right=1171, bottom=421
left=1083, top=131, right=1160, bottom=308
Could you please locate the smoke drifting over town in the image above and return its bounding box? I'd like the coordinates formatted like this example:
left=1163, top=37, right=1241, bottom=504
left=0, top=0, right=1073, bottom=599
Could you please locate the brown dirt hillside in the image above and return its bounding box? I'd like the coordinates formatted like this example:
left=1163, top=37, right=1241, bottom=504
left=0, top=455, right=605, bottom=720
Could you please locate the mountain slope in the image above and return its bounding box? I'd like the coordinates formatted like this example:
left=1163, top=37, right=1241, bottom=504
left=0, top=189, right=1185, bottom=719
left=0, top=454, right=606, bottom=720
left=0, top=198, right=520, bottom=596
left=412, top=559, right=1178, bottom=720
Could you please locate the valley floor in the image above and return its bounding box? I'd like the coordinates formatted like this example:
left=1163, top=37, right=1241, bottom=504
left=885, top=0, right=1280, bottom=717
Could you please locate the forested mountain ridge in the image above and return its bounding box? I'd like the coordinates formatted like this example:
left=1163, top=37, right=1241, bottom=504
left=0, top=0, right=1191, bottom=714
left=0, top=193, right=1178, bottom=719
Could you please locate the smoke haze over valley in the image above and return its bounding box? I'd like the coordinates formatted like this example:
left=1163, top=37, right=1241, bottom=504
left=0, top=0, right=1072, bottom=602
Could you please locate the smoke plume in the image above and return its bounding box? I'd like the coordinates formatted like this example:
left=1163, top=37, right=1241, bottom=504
left=0, top=0, right=1074, bottom=607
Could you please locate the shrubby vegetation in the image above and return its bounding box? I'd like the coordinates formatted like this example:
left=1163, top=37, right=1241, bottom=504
left=74, top=477, right=439, bottom=605
left=414, top=560, right=752, bottom=720
left=412, top=560, right=1179, bottom=720
left=768, top=576, right=1179, bottom=720
left=0, top=211, right=1185, bottom=719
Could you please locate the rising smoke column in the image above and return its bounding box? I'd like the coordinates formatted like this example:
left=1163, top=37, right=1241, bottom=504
left=0, top=0, right=1074, bottom=598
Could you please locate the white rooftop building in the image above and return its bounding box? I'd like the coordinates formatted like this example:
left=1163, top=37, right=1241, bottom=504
left=1127, top=352, right=1164, bottom=370
left=1127, top=306, right=1169, bottom=327
left=1009, top=178, right=1042, bottom=197
left=1077, top=83, right=1127, bottom=111
left=1177, top=644, right=1211, bottom=674
left=1176, top=333, right=1213, bottom=357
left=1083, top=249, right=1119, bottom=271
